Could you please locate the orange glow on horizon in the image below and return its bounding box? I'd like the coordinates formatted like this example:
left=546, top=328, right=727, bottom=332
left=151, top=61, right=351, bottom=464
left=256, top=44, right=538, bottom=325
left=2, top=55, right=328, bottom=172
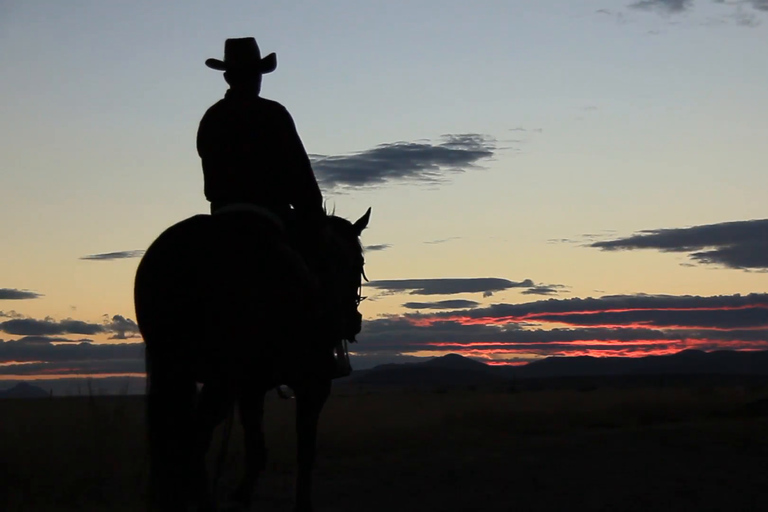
left=426, top=339, right=768, bottom=349
left=407, top=337, right=768, bottom=364
left=0, top=372, right=145, bottom=381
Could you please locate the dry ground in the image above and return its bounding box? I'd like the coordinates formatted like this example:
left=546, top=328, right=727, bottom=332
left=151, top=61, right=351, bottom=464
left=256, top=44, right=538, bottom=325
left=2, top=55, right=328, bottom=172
left=3, top=384, right=768, bottom=511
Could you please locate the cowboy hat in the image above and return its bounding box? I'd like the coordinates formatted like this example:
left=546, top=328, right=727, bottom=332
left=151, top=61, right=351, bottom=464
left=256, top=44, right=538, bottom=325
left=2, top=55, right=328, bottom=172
left=205, top=37, right=277, bottom=74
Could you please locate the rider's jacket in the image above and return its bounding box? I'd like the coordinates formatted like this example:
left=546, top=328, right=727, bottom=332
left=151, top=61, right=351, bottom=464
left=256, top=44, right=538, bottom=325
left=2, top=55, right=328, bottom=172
left=197, top=89, right=324, bottom=219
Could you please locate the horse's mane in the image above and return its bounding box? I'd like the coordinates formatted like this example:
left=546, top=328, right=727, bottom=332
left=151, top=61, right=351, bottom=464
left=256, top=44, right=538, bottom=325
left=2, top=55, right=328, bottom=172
left=323, top=206, right=364, bottom=256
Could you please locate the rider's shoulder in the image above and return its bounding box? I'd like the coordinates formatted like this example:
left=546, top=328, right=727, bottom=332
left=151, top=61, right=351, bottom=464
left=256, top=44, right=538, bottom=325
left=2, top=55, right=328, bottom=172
left=201, top=98, right=228, bottom=117
left=256, top=97, right=291, bottom=115
left=202, top=96, right=292, bottom=124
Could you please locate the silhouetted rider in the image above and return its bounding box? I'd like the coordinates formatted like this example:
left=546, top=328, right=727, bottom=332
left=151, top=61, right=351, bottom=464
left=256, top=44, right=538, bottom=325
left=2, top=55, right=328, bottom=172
left=197, top=37, right=324, bottom=225
left=197, top=38, right=352, bottom=349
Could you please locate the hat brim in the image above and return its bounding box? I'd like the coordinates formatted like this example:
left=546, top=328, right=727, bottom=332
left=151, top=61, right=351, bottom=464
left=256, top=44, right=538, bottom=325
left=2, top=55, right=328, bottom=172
left=205, top=52, right=277, bottom=73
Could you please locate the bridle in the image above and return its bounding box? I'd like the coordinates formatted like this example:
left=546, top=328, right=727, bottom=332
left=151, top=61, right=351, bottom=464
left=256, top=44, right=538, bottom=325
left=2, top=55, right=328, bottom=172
left=355, top=265, right=369, bottom=308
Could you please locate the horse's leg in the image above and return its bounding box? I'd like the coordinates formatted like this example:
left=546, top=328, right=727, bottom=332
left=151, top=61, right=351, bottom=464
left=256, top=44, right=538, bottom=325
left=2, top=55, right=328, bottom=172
left=293, top=378, right=332, bottom=512
left=229, top=385, right=267, bottom=507
left=145, top=346, right=197, bottom=512
left=193, top=381, right=236, bottom=511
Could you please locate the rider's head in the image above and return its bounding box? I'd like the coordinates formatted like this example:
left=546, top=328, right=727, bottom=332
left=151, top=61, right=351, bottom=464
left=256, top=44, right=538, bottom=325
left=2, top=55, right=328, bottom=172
left=223, top=70, right=263, bottom=95
left=207, top=38, right=275, bottom=96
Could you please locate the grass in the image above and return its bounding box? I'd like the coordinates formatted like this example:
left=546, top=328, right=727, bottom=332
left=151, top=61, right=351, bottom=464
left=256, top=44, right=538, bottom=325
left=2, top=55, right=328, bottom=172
left=3, top=384, right=768, bottom=511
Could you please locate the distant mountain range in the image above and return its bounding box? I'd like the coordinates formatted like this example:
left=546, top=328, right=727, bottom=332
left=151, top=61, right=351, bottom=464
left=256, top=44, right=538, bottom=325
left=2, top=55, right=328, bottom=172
left=0, top=382, right=50, bottom=399
left=0, top=376, right=145, bottom=398
left=4, top=351, right=768, bottom=397
left=507, top=349, right=768, bottom=379
left=344, top=350, right=768, bottom=389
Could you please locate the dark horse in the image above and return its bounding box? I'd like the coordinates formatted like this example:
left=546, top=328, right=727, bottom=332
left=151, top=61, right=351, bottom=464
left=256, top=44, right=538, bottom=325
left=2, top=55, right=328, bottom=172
left=134, top=206, right=369, bottom=511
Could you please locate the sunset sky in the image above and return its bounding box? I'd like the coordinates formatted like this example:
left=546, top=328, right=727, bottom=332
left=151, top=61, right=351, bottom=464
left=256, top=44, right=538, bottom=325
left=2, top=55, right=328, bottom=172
left=1, top=0, right=767, bottom=381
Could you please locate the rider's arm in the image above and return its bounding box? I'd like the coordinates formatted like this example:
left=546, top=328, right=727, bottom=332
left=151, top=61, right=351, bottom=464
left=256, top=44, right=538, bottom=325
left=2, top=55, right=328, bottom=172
left=278, top=108, right=324, bottom=217
left=196, top=106, right=221, bottom=203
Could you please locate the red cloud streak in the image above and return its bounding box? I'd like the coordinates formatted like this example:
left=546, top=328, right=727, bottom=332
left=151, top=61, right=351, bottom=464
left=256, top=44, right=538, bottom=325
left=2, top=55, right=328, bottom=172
left=422, top=338, right=768, bottom=362
left=408, top=303, right=768, bottom=329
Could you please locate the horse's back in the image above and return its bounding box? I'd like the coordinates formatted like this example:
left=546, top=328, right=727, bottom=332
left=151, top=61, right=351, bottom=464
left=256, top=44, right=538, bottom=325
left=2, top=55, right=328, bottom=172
left=134, top=214, right=211, bottom=333
left=135, top=212, right=319, bottom=377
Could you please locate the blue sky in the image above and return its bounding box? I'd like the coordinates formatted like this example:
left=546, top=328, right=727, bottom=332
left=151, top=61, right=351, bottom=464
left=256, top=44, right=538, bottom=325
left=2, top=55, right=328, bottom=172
left=1, top=0, right=767, bottom=378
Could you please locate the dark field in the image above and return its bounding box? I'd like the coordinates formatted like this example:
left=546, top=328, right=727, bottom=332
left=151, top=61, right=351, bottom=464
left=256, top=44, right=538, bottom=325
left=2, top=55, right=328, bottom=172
left=4, top=384, right=768, bottom=511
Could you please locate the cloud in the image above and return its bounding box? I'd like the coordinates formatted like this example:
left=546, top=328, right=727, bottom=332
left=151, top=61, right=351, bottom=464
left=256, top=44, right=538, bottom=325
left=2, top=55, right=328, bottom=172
left=596, top=8, right=631, bottom=23
left=358, top=317, right=768, bottom=349
left=365, top=244, right=392, bottom=252
left=0, top=339, right=143, bottom=364
left=402, top=299, right=481, bottom=310
left=529, top=307, right=768, bottom=330
left=0, top=313, right=140, bottom=339
left=630, top=0, right=693, bottom=13
left=590, top=218, right=768, bottom=271
left=0, top=359, right=146, bottom=376
left=1, top=318, right=106, bottom=336
left=103, top=315, right=140, bottom=340
left=5, top=293, right=765, bottom=372
left=80, top=250, right=145, bottom=261
left=714, top=0, right=768, bottom=10
left=521, top=285, right=566, bottom=296
left=366, top=278, right=535, bottom=296
left=366, top=277, right=567, bottom=298
left=0, top=289, right=43, bottom=300
left=623, top=0, right=768, bottom=26
left=14, top=336, right=93, bottom=344
left=509, top=127, right=543, bottom=133
left=0, top=340, right=146, bottom=376
left=348, top=292, right=768, bottom=364
left=310, top=134, right=496, bottom=189
left=595, top=0, right=768, bottom=29
left=417, top=292, right=768, bottom=323
left=424, top=237, right=461, bottom=245
left=0, top=336, right=143, bottom=377
left=0, top=316, right=141, bottom=375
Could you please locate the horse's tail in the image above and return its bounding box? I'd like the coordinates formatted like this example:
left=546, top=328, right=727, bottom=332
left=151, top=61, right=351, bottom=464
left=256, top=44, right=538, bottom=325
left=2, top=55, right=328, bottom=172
left=144, top=340, right=198, bottom=510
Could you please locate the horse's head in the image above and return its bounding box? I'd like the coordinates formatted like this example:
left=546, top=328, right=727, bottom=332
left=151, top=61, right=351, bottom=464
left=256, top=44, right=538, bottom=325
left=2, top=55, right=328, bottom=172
left=321, top=207, right=370, bottom=342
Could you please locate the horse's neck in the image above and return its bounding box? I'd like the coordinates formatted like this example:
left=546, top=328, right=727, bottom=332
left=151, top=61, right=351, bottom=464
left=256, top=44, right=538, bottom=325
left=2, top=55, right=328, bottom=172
left=213, top=203, right=285, bottom=231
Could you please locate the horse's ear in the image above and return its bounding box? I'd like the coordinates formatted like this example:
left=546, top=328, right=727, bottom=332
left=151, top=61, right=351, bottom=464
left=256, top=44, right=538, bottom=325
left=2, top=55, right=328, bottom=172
left=353, top=207, right=371, bottom=235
